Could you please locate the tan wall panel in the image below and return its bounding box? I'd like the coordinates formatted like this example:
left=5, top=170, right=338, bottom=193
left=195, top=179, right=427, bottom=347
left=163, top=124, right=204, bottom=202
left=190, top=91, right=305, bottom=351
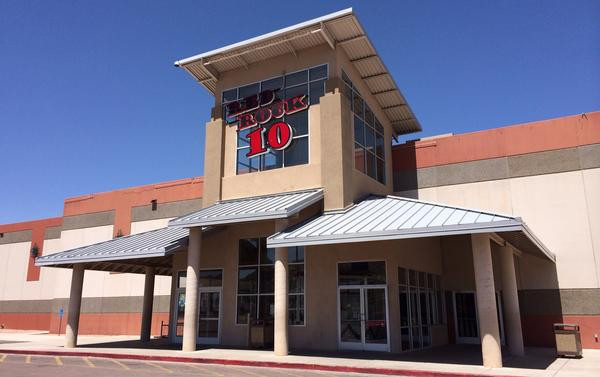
left=0, top=242, right=31, bottom=301
left=130, top=218, right=173, bottom=234
left=406, top=168, right=600, bottom=290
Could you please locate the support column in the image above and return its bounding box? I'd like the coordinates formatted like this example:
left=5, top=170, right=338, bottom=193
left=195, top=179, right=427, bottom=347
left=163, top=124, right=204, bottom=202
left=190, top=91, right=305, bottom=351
left=182, top=227, right=201, bottom=352
left=65, top=264, right=84, bottom=348
left=274, top=246, right=288, bottom=356
left=471, top=234, right=502, bottom=368
left=274, top=219, right=289, bottom=356
left=140, top=266, right=155, bottom=342
left=500, top=246, right=525, bottom=356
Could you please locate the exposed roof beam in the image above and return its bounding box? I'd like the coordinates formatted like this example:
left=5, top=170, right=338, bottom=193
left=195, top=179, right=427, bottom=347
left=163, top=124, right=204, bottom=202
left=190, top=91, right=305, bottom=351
left=285, top=39, right=297, bottom=58
left=338, top=35, right=367, bottom=46
left=200, top=58, right=220, bottom=80
left=362, top=72, right=388, bottom=80
left=237, top=55, right=249, bottom=70
left=381, top=104, right=407, bottom=110
left=350, top=54, right=377, bottom=63
left=372, top=88, right=396, bottom=96
left=319, top=22, right=335, bottom=50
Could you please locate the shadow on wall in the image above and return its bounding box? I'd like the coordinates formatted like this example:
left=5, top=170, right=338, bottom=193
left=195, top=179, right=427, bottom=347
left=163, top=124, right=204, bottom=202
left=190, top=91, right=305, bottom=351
left=392, top=142, right=419, bottom=199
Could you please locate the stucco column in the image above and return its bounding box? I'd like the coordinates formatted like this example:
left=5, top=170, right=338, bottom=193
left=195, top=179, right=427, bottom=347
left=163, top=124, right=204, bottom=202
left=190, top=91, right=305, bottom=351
left=65, top=264, right=85, bottom=348
left=471, top=234, right=502, bottom=368
left=500, top=246, right=525, bottom=356
left=274, top=219, right=289, bottom=356
left=274, top=246, right=289, bottom=355
left=140, top=266, right=155, bottom=342
left=182, top=227, right=201, bottom=352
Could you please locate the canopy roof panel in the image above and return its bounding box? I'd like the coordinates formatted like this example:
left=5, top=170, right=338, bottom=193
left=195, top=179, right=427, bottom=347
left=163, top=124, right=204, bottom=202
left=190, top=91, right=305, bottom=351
left=168, top=189, right=323, bottom=228
left=35, top=227, right=188, bottom=268
left=268, top=195, right=555, bottom=261
left=174, top=8, right=421, bottom=135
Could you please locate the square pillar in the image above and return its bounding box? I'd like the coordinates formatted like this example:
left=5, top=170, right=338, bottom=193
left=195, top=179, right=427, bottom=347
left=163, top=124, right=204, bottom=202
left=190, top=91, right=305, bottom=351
left=182, top=227, right=202, bottom=352
left=140, top=266, right=155, bottom=342
left=65, top=264, right=85, bottom=348
left=471, top=233, right=502, bottom=368
left=500, top=245, right=525, bottom=356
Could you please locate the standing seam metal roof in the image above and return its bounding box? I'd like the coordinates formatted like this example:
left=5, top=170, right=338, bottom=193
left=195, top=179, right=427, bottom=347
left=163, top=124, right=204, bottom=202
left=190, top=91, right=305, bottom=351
left=168, top=189, right=323, bottom=228
left=267, top=195, right=554, bottom=261
left=35, top=227, right=189, bottom=266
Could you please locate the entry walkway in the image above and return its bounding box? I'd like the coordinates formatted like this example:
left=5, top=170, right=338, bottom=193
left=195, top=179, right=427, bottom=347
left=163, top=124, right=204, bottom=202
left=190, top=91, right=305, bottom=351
left=0, top=331, right=597, bottom=377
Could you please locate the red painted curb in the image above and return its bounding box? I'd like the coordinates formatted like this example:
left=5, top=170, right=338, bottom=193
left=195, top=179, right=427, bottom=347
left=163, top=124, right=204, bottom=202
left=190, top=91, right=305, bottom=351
left=0, top=348, right=525, bottom=377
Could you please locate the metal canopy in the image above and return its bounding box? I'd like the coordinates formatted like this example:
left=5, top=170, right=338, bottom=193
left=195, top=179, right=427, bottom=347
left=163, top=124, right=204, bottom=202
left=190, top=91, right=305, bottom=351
left=35, top=227, right=189, bottom=273
left=267, top=195, right=555, bottom=262
left=174, top=8, right=421, bottom=135
left=168, top=189, right=324, bottom=228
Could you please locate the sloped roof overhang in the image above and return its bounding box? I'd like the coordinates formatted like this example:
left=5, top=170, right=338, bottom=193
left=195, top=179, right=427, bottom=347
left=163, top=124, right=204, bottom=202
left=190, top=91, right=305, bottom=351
left=267, top=195, right=555, bottom=262
left=174, top=8, right=421, bottom=135
left=168, top=189, right=323, bottom=228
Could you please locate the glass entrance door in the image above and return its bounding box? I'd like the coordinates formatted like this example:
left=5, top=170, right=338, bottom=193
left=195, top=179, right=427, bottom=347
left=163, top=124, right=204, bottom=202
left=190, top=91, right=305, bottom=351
left=453, top=291, right=505, bottom=345
left=339, top=287, right=389, bottom=351
left=198, top=288, right=221, bottom=344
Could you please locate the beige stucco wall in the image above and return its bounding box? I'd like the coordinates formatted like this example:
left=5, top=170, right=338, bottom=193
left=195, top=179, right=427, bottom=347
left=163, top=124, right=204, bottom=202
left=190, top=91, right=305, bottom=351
left=401, top=167, right=600, bottom=289
left=206, top=42, right=397, bottom=209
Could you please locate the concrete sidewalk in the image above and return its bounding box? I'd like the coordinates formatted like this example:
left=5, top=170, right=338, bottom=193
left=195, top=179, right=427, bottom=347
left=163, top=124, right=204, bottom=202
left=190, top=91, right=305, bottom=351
left=0, top=331, right=598, bottom=377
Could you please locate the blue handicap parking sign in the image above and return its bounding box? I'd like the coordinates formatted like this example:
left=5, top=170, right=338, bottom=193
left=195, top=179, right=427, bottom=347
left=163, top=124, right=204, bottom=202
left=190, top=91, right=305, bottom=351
left=59, top=307, right=64, bottom=317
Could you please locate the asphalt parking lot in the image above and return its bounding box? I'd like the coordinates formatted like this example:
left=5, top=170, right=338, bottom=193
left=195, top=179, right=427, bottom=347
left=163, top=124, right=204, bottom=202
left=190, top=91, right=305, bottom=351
left=0, top=353, right=390, bottom=377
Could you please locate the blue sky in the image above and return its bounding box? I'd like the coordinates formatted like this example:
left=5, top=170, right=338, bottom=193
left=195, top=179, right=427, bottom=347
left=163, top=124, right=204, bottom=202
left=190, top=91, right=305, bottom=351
left=1, top=0, right=598, bottom=224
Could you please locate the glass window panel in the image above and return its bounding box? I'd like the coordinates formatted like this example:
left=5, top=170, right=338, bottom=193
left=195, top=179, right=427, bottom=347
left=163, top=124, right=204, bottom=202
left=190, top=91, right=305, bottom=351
left=289, top=295, right=304, bottom=325
left=259, top=266, right=274, bottom=294
left=428, top=274, right=434, bottom=289
left=285, top=70, right=308, bottom=86
left=366, top=152, right=376, bottom=179
left=338, top=261, right=386, bottom=285
left=309, top=79, right=325, bottom=104
left=353, top=91, right=364, bottom=118
left=343, top=83, right=353, bottom=104
left=422, top=326, right=431, bottom=347
left=284, top=136, right=308, bottom=166
left=177, top=271, right=186, bottom=288
left=365, top=125, right=375, bottom=152
left=198, top=269, right=222, bottom=287
left=238, top=267, right=258, bottom=294
left=354, top=116, right=365, bottom=145
left=258, top=295, right=274, bottom=321
left=285, top=110, right=308, bottom=136
left=289, top=264, right=304, bottom=293
left=236, top=295, right=257, bottom=324
left=198, top=319, right=219, bottom=338
left=342, top=70, right=352, bottom=86
left=237, top=149, right=259, bottom=175
left=376, top=157, right=385, bottom=184
left=375, top=133, right=384, bottom=158
left=237, top=127, right=251, bottom=148
left=409, top=287, right=419, bottom=325
left=176, top=292, right=185, bottom=336
left=239, top=239, right=259, bottom=265
left=401, top=327, right=410, bottom=351
left=411, top=327, right=421, bottom=349
left=288, top=246, right=304, bottom=263
left=261, top=76, right=283, bottom=91
left=419, top=291, right=429, bottom=325
left=285, top=84, right=308, bottom=104
left=399, top=286, right=409, bottom=326
left=340, top=289, right=362, bottom=342
left=222, top=88, right=237, bottom=103
left=355, top=144, right=365, bottom=173
left=409, top=270, right=417, bottom=286
left=419, top=272, right=426, bottom=288
left=262, top=149, right=283, bottom=171
left=259, top=238, right=275, bottom=264
left=365, top=105, right=374, bottom=126
left=309, top=65, right=327, bottom=81
left=238, top=83, right=260, bottom=98
left=398, top=267, right=407, bottom=286
left=374, top=118, right=384, bottom=134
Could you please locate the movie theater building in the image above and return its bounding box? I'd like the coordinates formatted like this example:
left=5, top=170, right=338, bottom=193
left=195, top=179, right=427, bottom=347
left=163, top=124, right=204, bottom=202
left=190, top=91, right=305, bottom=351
left=0, top=9, right=599, bottom=368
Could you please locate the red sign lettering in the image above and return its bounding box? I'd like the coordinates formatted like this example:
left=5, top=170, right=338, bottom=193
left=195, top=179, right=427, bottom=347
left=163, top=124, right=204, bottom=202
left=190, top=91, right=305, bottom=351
left=245, top=122, right=294, bottom=158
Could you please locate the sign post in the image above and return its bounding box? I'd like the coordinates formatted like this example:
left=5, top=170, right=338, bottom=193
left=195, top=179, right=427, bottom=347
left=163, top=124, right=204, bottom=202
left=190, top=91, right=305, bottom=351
left=58, top=307, right=64, bottom=336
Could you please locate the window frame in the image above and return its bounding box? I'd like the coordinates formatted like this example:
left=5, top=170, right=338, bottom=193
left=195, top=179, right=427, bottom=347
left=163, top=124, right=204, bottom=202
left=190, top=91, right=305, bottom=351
left=342, top=69, right=386, bottom=185
left=223, top=64, right=329, bottom=176
left=235, top=238, right=306, bottom=327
